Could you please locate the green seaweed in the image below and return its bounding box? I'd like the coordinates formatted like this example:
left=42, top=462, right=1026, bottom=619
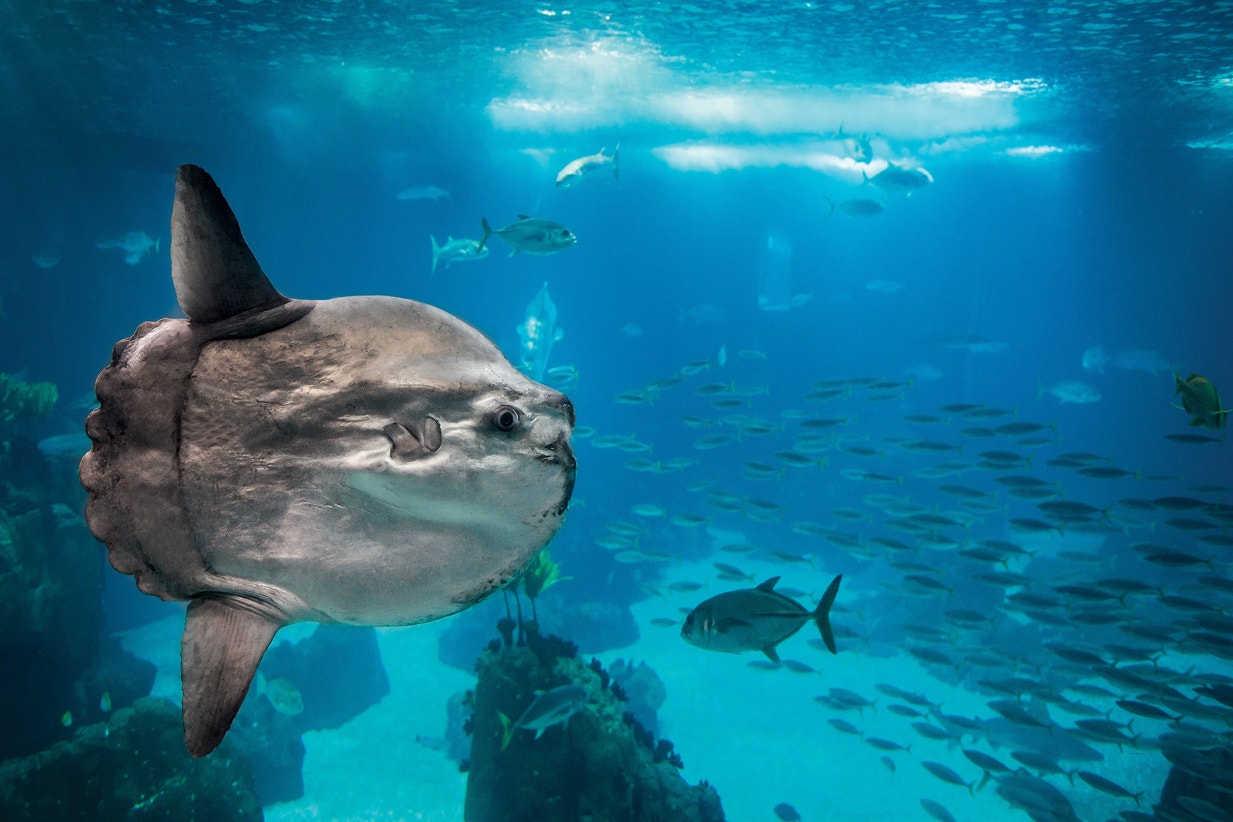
left=519, top=548, right=569, bottom=623
left=0, top=372, right=58, bottom=427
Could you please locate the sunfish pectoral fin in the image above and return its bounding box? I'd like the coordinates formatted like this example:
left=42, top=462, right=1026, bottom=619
left=383, top=417, right=442, bottom=460
left=181, top=596, right=283, bottom=757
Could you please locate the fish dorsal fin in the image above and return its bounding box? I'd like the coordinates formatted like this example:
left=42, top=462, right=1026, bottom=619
left=181, top=596, right=283, bottom=757
left=171, top=164, right=290, bottom=325
left=756, top=576, right=782, bottom=592
left=517, top=214, right=531, bottom=221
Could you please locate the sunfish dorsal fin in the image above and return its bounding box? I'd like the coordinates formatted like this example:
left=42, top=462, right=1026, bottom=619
left=181, top=596, right=283, bottom=757
left=171, top=164, right=290, bottom=324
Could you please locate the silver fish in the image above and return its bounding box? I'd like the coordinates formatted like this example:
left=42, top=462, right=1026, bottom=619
left=430, top=234, right=489, bottom=272
left=479, top=215, right=576, bottom=256
left=498, top=684, right=589, bottom=749
left=681, top=575, right=842, bottom=662
left=555, top=145, right=619, bottom=187
left=80, top=166, right=576, bottom=757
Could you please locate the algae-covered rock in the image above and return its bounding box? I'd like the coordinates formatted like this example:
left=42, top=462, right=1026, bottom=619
left=0, top=696, right=262, bottom=821
left=464, top=632, right=725, bottom=822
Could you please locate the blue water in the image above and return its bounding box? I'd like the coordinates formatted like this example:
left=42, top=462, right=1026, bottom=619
left=3, top=1, right=1233, bottom=819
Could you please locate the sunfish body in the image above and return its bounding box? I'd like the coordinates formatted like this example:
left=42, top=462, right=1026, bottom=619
left=479, top=216, right=576, bottom=256
left=555, top=146, right=619, bottom=187
left=498, top=684, right=589, bottom=749
left=681, top=575, right=843, bottom=662
left=430, top=235, right=489, bottom=273
left=79, top=166, right=576, bottom=757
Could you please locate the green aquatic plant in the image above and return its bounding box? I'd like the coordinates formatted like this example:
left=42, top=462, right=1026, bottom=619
left=0, top=372, right=58, bottom=426
left=519, top=548, right=568, bottom=623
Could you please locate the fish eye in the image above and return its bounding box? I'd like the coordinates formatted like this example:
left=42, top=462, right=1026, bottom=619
left=492, top=405, right=521, bottom=432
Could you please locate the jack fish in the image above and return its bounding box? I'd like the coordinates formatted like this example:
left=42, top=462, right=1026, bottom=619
left=479, top=215, right=577, bottom=256
left=681, top=575, right=843, bottom=662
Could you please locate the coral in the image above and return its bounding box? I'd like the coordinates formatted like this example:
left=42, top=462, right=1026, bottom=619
left=464, top=638, right=725, bottom=822
left=0, top=697, right=262, bottom=821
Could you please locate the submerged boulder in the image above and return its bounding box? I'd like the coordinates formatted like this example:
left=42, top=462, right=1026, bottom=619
left=464, top=631, right=725, bottom=822
left=0, top=697, right=261, bottom=821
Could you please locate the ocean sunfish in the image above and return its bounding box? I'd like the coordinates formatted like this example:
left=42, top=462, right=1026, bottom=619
left=79, top=165, right=577, bottom=757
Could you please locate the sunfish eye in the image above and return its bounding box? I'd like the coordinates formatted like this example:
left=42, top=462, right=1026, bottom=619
left=492, top=405, right=521, bottom=432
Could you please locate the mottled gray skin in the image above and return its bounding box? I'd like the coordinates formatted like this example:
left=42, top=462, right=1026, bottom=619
left=80, top=165, right=575, bottom=756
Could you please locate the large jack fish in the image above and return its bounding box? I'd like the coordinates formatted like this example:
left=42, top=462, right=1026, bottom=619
left=79, top=166, right=577, bottom=756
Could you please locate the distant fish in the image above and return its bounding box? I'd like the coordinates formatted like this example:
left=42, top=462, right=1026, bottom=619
left=758, top=293, right=813, bottom=312
left=1040, top=380, right=1101, bottom=405
left=517, top=282, right=564, bottom=381
left=825, top=196, right=886, bottom=217
left=866, top=280, right=905, bottom=294
left=430, top=235, right=489, bottom=273
left=681, top=574, right=843, bottom=662
left=1174, top=372, right=1229, bottom=430
left=555, top=146, right=619, bottom=187
left=480, top=215, right=576, bottom=256
left=1113, top=348, right=1170, bottom=376
left=679, top=303, right=727, bottom=325
left=1081, top=345, right=1109, bottom=373
left=96, top=231, right=160, bottom=265
left=621, top=323, right=644, bottom=337
left=38, top=432, right=92, bottom=458
left=499, top=684, right=589, bottom=749
left=31, top=253, right=62, bottom=269
left=395, top=185, right=450, bottom=201
left=865, top=162, right=933, bottom=194
left=834, top=123, right=873, bottom=162
left=939, top=334, right=1008, bottom=354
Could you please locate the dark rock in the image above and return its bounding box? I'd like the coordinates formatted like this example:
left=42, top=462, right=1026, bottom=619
left=444, top=691, right=474, bottom=764
left=0, top=696, right=262, bottom=821
left=464, top=642, right=725, bottom=822
left=231, top=694, right=306, bottom=806
left=261, top=623, right=390, bottom=732
left=608, top=658, right=667, bottom=735
left=535, top=589, right=640, bottom=653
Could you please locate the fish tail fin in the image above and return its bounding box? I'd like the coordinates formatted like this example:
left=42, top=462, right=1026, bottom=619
left=479, top=218, right=492, bottom=251
left=813, top=574, right=843, bottom=654
left=499, top=711, right=515, bottom=751
left=822, top=196, right=835, bottom=220
left=613, top=144, right=620, bottom=186
left=430, top=235, right=441, bottom=273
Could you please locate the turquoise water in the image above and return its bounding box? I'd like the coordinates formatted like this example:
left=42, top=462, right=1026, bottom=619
left=2, top=2, right=1233, bottom=820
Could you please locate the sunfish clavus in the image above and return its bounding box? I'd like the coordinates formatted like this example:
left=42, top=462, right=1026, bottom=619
left=79, top=165, right=577, bottom=756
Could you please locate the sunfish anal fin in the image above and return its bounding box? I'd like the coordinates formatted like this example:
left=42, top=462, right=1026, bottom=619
left=181, top=596, right=282, bottom=757
left=171, top=164, right=291, bottom=325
